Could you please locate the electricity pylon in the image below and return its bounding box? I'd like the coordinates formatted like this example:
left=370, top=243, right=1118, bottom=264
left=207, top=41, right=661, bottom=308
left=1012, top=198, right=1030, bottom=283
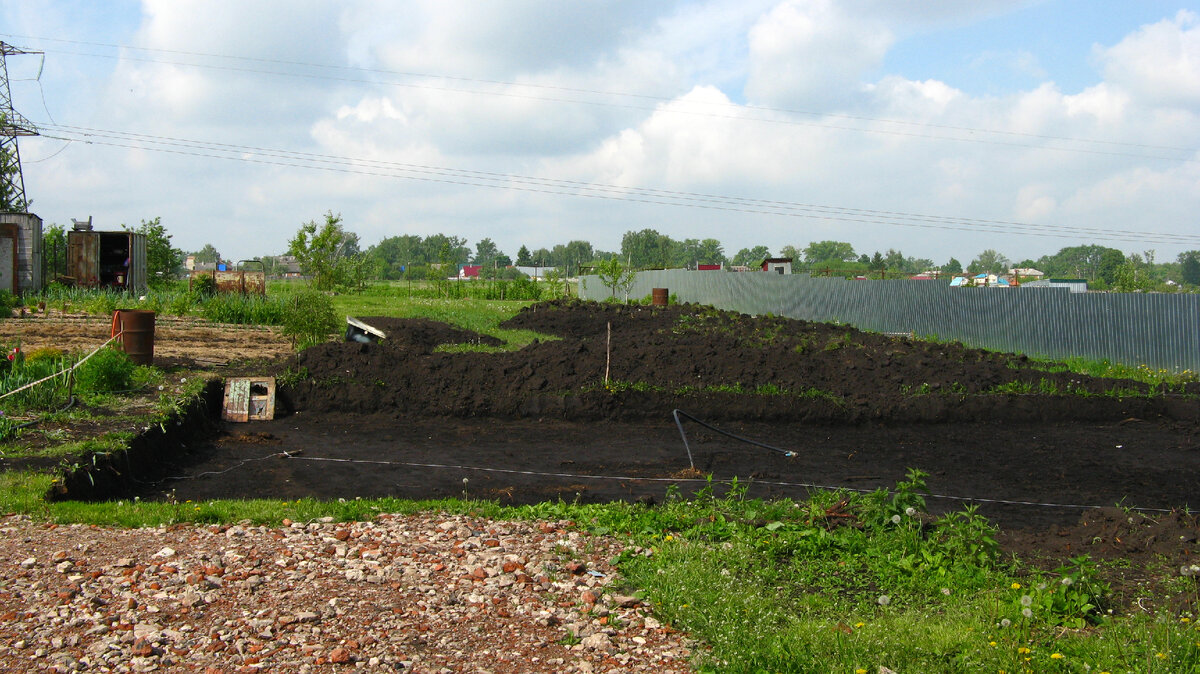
left=0, top=41, right=42, bottom=212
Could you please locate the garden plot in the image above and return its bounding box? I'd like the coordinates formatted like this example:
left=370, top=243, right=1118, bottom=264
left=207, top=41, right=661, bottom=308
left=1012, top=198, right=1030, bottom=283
left=127, top=301, right=1197, bottom=535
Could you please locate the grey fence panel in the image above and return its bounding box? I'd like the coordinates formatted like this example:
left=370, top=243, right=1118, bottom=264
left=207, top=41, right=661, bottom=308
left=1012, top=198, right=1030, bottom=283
left=578, top=270, right=1200, bottom=372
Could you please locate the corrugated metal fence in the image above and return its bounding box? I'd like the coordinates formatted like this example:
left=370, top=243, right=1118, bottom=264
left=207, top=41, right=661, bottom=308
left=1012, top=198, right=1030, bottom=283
left=578, top=269, right=1200, bottom=372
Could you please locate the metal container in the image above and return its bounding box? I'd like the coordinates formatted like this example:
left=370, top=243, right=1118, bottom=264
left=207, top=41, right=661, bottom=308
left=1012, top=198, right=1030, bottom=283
left=651, top=288, right=669, bottom=306
left=115, top=309, right=156, bottom=365
left=68, top=230, right=148, bottom=292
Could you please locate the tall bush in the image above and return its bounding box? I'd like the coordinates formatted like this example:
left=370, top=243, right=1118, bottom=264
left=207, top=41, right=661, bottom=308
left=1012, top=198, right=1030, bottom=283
left=281, top=290, right=338, bottom=349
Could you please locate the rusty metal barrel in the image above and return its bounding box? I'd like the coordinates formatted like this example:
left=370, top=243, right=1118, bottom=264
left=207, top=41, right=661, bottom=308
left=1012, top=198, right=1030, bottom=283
left=115, top=310, right=156, bottom=365
left=651, top=288, right=669, bottom=306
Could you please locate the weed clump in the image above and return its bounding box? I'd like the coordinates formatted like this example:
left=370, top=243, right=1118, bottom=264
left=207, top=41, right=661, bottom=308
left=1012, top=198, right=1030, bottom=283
left=281, top=290, right=339, bottom=350
left=74, top=347, right=136, bottom=395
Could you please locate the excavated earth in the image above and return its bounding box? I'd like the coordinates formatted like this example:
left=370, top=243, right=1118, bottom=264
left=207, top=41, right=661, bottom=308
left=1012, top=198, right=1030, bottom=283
left=116, top=300, right=1199, bottom=572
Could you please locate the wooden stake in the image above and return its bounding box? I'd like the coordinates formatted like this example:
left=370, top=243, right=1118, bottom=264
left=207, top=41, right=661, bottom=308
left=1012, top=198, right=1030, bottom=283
left=604, top=321, right=611, bottom=385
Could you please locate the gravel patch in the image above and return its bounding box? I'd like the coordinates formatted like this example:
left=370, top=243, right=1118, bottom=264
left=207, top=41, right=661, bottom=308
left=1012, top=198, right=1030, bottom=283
left=0, top=514, right=694, bottom=672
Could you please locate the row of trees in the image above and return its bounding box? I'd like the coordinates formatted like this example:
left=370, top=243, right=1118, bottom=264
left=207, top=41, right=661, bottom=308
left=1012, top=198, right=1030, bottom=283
left=279, top=221, right=1200, bottom=292
left=43, top=212, right=1196, bottom=292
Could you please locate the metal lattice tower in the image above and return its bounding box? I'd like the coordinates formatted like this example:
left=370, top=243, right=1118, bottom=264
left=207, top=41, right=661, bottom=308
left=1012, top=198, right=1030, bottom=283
left=0, top=41, right=41, bottom=212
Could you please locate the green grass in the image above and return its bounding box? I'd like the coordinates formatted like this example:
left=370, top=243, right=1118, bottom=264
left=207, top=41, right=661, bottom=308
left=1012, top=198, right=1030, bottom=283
left=1, top=456, right=1196, bottom=671
left=4, top=288, right=1199, bottom=670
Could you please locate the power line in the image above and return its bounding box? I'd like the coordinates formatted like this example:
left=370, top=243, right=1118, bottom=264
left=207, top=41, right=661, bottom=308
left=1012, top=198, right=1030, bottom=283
left=4, top=34, right=1197, bottom=163
left=34, top=122, right=1200, bottom=246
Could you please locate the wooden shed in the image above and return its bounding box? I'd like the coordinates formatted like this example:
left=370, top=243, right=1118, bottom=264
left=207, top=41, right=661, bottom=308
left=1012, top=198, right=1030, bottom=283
left=0, top=212, right=43, bottom=294
left=67, top=228, right=148, bottom=293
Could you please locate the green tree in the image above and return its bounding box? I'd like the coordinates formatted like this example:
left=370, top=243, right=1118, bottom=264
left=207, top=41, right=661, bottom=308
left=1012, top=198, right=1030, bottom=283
left=621, top=229, right=676, bottom=268
left=967, top=249, right=1010, bottom=275
left=515, top=245, right=533, bottom=266
left=287, top=211, right=362, bottom=291
left=596, top=257, right=636, bottom=300
left=126, top=217, right=184, bottom=285
left=803, top=240, right=857, bottom=265
left=472, top=237, right=503, bottom=266
left=192, top=244, right=221, bottom=265
left=1097, top=248, right=1126, bottom=287
left=367, top=234, right=424, bottom=279
left=778, top=245, right=801, bottom=263
left=419, top=234, right=469, bottom=267
left=1035, top=245, right=1122, bottom=281
left=941, top=257, right=963, bottom=275
left=731, top=246, right=771, bottom=267
left=561, top=240, right=595, bottom=276
left=1179, top=250, right=1200, bottom=286
left=41, top=223, right=67, bottom=277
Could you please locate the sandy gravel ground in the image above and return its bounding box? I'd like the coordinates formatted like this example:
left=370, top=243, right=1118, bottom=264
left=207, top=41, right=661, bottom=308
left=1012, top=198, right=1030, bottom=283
left=0, top=514, right=694, bottom=673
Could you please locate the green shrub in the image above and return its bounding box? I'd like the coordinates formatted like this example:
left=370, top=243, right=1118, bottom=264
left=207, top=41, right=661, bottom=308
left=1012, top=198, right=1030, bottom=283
left=281, top=291, right=338, bottom=349
left=74, top=347, right=136, bottom=394
left=0, top=291, right=18, bottom=317
left=191, top=274, right=217, bottom=298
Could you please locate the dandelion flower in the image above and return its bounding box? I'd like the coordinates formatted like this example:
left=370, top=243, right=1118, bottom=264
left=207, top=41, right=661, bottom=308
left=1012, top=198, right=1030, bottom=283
left=1011, top=582, right=1021, bottom=590
left=854, top=621, right=865, bottom=628
left=988, top=641, right=997, bottom=647
left=1061, top=576, right=1073, bottom=586
left=877, top=595, right=891, bottom=606
left=1017, top=647, right=1031, bottom=654
left=856, top=669, right=867, bottom=674
left=1021, top=608, right=1033, bottom=618
left=1156, top=652, right=1167, bottom=659
left=1000, top=618, right=1011, bottom=628
left=1050, top=653, right=1063, bottom=660
left=891, top=514, right=901, bottom=524
left=1020, top=595, right=1033, bottom=607
left=941, top=587, right=951, bottom=596
left=905, top=506, right=917, bottom=517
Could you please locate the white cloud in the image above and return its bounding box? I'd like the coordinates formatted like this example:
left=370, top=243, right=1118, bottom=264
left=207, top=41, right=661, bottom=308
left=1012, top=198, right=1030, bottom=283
left=1095, top=10, right=1200, bottom=109
left=744, top=0, right=893, bottom=108
left=7, top=1, right=1200, bottom=264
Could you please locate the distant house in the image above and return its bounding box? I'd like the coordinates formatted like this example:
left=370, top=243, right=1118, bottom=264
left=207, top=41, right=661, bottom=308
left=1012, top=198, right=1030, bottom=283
left=1010, top=267, right=1045, bottom=281
left=697, top=263, right=723, bottom=271
left=459, top=264, right=482, bottom=279
left=728, top=265, right=751, bottom=272
left=760, top=257, right=793, bottom=274
left=909, top=274, right=936, bottom=280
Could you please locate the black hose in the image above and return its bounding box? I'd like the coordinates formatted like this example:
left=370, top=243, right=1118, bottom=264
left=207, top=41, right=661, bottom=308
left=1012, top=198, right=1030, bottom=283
left=672, top=409, right=798, bottom=470
left=13, top=394, right=77, bottom=431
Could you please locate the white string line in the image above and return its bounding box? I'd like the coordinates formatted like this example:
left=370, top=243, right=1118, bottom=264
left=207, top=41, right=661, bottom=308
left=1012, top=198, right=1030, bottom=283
left=0, top=331, right=122, bottom=402
left=254, top=453, right=1172, bottom=514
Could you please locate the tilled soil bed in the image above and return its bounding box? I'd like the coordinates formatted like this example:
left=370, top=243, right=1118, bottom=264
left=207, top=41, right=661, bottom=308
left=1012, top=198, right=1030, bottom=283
left=124, top=301, right=1196, bottom=533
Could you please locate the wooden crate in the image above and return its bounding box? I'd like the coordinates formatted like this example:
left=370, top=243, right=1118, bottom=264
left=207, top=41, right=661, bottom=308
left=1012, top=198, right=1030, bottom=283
left=222, top=377, right=276, bottom=422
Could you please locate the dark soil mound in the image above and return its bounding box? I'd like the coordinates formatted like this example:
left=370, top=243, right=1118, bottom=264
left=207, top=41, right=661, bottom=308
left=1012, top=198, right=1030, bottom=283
left=353, top=316, right=503, bottom=353
left=284, top=300, right=1198, bottom=424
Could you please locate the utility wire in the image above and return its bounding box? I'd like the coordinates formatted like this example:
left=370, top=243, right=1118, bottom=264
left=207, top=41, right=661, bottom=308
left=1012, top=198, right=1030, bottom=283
left=4, top=34, right=1197, bottom=163
left=33, top=122, right=1200, bottom=246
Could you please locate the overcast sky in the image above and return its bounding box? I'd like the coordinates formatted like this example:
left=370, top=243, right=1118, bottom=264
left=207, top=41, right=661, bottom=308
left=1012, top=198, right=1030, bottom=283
left=3, top=1, right=1199, bottom=266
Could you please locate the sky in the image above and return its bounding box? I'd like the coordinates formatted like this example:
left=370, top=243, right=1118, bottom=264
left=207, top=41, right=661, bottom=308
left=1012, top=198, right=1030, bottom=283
left=2, top=0, right=1199, bottom=267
